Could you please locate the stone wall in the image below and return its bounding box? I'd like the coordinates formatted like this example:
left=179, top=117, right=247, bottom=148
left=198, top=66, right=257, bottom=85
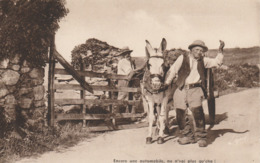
left=0, top=54, right=46, bottom=127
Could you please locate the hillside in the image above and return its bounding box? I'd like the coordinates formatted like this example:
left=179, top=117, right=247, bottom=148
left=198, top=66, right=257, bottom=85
left=133, top=46, right=260, bottom=67
left=207, top=46, right=260, bottom=65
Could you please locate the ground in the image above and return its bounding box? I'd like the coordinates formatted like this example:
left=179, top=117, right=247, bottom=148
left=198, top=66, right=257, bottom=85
left=17, top=88, right=260, bottom=163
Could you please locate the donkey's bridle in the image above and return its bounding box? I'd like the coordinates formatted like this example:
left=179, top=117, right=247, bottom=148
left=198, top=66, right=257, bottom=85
left=144, top=56, right=167, bottom=94
left=146, top=55, right=165, bottom=81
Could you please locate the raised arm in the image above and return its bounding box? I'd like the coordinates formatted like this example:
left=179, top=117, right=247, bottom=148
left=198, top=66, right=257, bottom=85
left=204, top=40, right=225, bottom=68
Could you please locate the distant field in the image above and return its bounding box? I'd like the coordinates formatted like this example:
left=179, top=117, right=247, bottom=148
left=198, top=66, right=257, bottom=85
left=133, top=46, right=260, bottom=67
left=207, top=46, right=260, bottom=65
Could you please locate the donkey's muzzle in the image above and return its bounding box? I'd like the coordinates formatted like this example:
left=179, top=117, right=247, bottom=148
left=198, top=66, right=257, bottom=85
left=151, top=76, right=162, bottom=90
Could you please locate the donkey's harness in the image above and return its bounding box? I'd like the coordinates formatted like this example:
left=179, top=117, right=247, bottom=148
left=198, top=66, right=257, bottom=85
left=143, top=55, right=168, bottom=95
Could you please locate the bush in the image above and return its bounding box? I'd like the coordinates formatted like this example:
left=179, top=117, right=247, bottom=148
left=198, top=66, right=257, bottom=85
left=0, top=0, right=68, bottom=67
left=71, top=38, right=119, bottom=70
left=215, top=64, right=259, bottom=92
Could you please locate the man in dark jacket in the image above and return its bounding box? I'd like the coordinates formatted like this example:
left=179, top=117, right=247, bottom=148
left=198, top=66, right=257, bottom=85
left=164, top=40, right=225, bottom=147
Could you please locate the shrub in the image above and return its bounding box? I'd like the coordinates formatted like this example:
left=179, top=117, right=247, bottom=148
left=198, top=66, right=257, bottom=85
left=71, top=38, right=119, bottom=70
left=215, top=64, right=259, bottom=91
left=0, top=0, right=68, bottom=67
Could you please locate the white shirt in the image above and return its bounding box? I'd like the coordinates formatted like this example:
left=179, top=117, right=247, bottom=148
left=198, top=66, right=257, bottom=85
left=117, top=58, right=134, bottom=75
left=165, top=53, right=224, bottom=85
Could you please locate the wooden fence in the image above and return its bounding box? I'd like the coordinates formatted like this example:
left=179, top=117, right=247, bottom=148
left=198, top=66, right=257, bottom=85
left=48, top=36, right=146, bottom=131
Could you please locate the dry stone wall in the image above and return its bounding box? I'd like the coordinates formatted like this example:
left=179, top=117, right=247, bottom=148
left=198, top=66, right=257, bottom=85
left=0, top=54, right=46, bottom=127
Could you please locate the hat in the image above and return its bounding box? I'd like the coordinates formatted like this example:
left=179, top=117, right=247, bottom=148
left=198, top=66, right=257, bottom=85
left=116, top=46, right=133, bottom=56
left=188, top=40, right=208, bottom=52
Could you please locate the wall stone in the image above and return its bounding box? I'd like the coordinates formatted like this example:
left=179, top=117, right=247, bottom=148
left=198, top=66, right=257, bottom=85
left=1, top=70, right=20, bottom=85
left=11, top=64, right=20, bottom=71
left=31, top=78, right=44, bottom=86
left=0, top=84, right=8, bottom=98
left=34, top=100, right=45, bottom=108
left=6, top=85, right=16, bottom=94
left=19, top=87, right=33, bottom=96
left=0, top=56, right=46, bottom=126
left=0, top=59, right=9, bottom=69
left=19, top=97, right=33, bottom=109
left=33, top=85, right=45, bottom=100
left=5, top=95, right=16, bottom=105
left=21, top=67, right=31, bottom=73
left=29, top=68, right=44, bottom=79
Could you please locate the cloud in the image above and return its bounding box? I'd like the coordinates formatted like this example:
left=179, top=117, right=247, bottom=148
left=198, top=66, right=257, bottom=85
left=167, top=15, right=190, bottom=31
left=123, top=10, right=166, bottom=36
left=118, top=10, right=174, bottom=56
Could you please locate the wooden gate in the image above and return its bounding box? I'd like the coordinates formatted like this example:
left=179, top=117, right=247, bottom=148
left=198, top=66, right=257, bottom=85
left=48, top=36, right=146, bottom=131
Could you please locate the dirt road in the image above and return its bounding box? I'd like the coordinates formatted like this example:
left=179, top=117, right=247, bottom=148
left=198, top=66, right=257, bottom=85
left=17, top=88, right=260, bottom=163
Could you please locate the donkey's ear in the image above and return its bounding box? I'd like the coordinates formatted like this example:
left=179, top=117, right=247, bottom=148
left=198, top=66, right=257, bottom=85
left=145, top=47, right=150, bottom=58
left=159, top=38, right=167, bottom=52
left=145, top=40, right=153, bottom=58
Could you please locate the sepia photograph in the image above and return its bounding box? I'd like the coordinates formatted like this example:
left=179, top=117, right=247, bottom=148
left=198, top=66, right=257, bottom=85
left=0, top=0, right=259, bottom=163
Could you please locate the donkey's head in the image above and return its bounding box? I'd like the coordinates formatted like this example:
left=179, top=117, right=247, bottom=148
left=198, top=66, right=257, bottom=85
left=145, top=38, right=167, bottom=91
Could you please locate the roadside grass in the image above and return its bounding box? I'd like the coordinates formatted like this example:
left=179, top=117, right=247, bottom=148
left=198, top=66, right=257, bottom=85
left=0, top=122, right=100, bottom=163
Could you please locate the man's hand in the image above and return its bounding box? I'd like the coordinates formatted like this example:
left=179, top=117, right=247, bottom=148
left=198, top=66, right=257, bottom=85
left=219, top=40, right=225, bottom=53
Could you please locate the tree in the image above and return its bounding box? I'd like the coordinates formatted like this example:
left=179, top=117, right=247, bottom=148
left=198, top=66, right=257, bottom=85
left=0, top=0, right=68, bottom=67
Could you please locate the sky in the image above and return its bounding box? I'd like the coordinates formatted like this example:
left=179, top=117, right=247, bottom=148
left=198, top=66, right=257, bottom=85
left=55, top=0, right=260, bottom=61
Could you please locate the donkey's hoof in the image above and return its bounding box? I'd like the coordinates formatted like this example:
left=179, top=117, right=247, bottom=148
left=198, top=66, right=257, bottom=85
left=146, top=137, right=152, bottom=144
left=157, top=137, right=164, bottom=144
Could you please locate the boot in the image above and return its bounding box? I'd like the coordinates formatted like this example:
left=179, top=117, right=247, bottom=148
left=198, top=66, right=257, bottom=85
left=176, top=109, right=195, bottom=145
left=190, top=106, right=207, bottom=147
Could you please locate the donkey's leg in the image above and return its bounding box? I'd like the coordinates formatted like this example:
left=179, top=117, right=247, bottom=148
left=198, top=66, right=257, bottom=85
left=161, top=96, right=169, bottom=133
left=158, top=104, right=166, bottom=138
left=157, top=103, right=166, bottom=144
left=147, top=101, right=155, bottom=137
left=142, top=95, right=149, bottom=121
left=155, top=105, right=161, bottom=136
left=146, top=101, right=155, bottom=144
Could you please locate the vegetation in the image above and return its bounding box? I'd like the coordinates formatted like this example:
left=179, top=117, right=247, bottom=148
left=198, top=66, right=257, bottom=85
left=207, top=46, right=260, bottom=65
left=214, top=64, right=259, bottom=93
left=0, top=122, right=96, bottom=163
left=71, top=38, right=119, bottom=70
left=0, top=0, right=68, bottom=67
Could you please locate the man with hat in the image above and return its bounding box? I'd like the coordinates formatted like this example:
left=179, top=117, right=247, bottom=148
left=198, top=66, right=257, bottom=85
left=117, top=47, right=135, bottom=103
left=164, top=40, right=225, bottom=147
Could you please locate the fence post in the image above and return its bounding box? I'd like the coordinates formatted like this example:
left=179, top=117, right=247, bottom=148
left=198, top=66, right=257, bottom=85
left=80, top=59, right=86, bottom=127
left=108, top=79, right=116, bottom=127
left=48, top=34, right=55, bottom=127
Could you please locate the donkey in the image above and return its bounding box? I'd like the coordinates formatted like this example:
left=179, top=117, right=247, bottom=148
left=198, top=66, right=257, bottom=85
left=141, top=38, right=175, bottom=144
